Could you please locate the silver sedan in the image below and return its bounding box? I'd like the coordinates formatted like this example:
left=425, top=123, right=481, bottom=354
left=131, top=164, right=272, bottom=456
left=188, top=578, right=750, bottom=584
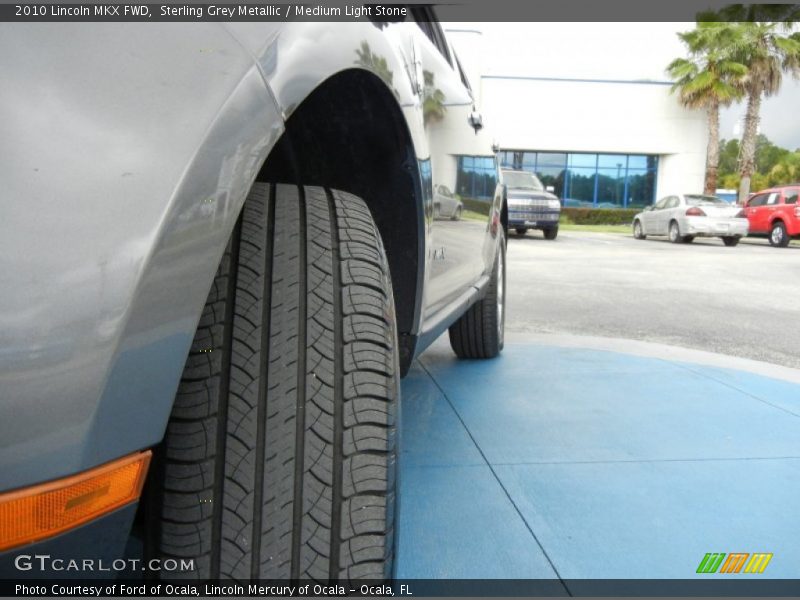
left=633, top=194, right=749, bottom=246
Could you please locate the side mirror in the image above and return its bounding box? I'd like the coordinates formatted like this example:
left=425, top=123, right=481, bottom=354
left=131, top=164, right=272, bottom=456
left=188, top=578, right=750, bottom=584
left=468, top=111, right=483, bottom=133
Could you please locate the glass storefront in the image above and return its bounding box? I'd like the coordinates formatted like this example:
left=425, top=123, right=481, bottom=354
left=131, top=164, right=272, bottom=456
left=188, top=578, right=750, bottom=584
left=455, top=155, right=498, bottom=200
left=498, top=150, right=659, bottom=209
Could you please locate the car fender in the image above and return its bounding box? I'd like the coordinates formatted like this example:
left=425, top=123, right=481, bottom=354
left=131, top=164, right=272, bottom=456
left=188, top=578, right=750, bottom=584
left=230, top=21, right=428, bottom=156
left=229, top=21, right=436, bottom=346
left=769, top=214, right=790, bottom=233
left=0, top=24, right=284, bottom=489
left=786, top=216, right=800, bottom=237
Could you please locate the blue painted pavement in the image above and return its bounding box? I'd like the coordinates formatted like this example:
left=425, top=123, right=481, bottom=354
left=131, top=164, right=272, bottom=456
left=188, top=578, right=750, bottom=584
left=395, top=339, right=800, bottom=580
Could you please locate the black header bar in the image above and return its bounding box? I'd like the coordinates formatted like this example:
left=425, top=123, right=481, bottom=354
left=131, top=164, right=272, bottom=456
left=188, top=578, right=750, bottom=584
left=2, top=1, right=799, bottom=22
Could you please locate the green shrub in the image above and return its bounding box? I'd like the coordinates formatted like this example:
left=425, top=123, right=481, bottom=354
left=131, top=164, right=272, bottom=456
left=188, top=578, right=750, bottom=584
left=562, top=208, right=639, bottom=225
left=462, top=197, right=491, bottom=216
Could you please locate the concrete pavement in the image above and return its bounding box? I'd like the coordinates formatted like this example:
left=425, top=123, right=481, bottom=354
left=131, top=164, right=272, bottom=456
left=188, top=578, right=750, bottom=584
left=505, top=230, right=800, bottom=369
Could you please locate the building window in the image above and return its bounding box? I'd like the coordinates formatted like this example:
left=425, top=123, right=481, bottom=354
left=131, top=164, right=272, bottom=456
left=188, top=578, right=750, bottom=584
left=456, top=155, right=498, bottom=201
left=498, top=150, right=658, bottom=208
left=535, top=153, right=567, bottom=199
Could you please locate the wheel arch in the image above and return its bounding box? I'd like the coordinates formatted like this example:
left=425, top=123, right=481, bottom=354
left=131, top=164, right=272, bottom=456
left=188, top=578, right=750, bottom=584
left=257, top=68, right=425, bottom=372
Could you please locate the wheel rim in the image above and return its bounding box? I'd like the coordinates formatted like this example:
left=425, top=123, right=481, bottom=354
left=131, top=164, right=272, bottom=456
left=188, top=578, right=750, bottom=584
left=772, top=226, right=783, bottom=245
left=670, top=223, right=678, bottom=242
left=497, top=245, right=505, bottom=342
left=634, top=221, right=641, bottom=237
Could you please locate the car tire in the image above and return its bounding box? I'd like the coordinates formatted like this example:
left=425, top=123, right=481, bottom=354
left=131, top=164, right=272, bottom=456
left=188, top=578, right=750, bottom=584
left=722, top=236, right=740, bottom=247
left=515, top=228, right=527, bottom=236
left=769, top=221, right=790, bottom=247
left=147, top=183, right=399, bottom=581
left=682, top=235, right=695, bottom=244
left=633, top=220, right=646, bottom=240
left=543, top=225, right=559, bottom=240
left=669, top=220, right=682, bottom=244
left=452, top=206, right=462, bottom=221
left=448, top=230, right=505, bottom=358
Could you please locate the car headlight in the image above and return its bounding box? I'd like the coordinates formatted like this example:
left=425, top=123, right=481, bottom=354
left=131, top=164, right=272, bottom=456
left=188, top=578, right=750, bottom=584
left=547, top=199, right=561, bottom=210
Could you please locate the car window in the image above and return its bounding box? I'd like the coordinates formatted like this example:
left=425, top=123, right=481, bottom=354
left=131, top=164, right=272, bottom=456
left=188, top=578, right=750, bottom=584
left=748, top=193, right=768, bottom=207
left=654, top=197, right=669, bottom=210
left=453, top=52, right=473, bottom=94
left=502, top=170, right=544, bottom=192
left=767, top=192, right=780, bottom=205
left=685, top=194, right=726, bottom=206
left=783, top=190, right=798, bottom=205
left=665, top=196, right=679, bottom=209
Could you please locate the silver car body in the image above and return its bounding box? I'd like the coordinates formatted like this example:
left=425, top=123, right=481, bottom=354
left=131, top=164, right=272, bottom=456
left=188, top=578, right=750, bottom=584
left=433, top=184, right=463, bottom=220
left=0, top=21, right=502, bottom=494
left=635, top=194, right=749, bottom=239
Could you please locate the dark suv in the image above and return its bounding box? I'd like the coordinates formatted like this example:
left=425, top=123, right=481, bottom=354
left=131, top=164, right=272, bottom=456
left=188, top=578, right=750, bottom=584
left=744, top=184, right=800, bottom=247
left=502, top=169, right=562, bottom=239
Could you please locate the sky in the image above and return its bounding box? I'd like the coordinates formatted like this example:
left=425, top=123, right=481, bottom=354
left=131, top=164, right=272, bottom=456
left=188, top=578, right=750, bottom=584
left=449, top=23, right=800, bottom=150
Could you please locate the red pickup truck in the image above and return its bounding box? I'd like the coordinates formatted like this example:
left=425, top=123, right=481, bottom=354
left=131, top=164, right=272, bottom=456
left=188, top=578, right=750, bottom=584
left=744, top=184, right=800, bottom=247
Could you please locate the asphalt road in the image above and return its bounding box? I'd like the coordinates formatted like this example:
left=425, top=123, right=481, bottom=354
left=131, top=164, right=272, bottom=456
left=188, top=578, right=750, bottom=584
left=505, top=230, right=800, bottom=369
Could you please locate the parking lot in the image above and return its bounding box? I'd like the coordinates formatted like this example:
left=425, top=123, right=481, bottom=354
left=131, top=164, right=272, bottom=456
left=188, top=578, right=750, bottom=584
left=506, top=231, right=800, bottom=369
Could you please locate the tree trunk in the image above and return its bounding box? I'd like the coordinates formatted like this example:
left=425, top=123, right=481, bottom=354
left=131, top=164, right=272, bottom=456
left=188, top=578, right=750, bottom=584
left=738, top=85, right=762, bottom=204
left=705, top=102, right=720, bottom=195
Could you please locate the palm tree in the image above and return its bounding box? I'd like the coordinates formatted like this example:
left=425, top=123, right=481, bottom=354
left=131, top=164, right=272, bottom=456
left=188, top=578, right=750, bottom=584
left=354, top=41, right=394, bottom=87
left=769, top=151, right=800, bottom=186
left=422, top=70, right=446, bottom=125
left=667, top=23, right=747, bottom=195
left=715, top=7, right=800, bottom=202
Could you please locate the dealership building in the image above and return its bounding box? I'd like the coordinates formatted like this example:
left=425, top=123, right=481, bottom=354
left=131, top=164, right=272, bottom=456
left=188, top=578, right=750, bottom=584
left=448, top=26, right=708, bottom=209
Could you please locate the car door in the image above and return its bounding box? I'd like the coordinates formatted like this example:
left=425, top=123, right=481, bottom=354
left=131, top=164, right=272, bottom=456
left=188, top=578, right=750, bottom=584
left=410, top=11, right=495, bottom=318
left=764, top=191, right=782, bottom=230
left=745, top=193, right=770, bottom=233
left=663, top=196, right=682, bottom=234
left=784, top=188, right=800, bottom=233
left=434, top=184, right=456, bottom=218
left=654, top=196, right=678, bottom=235
left=643, top=196, right=668, bottom=234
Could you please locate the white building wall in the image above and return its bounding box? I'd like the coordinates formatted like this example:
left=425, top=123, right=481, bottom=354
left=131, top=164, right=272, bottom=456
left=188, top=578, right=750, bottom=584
left=425, top=103, right=497, bottom=196
left=479, top=76, right=708, bottom=198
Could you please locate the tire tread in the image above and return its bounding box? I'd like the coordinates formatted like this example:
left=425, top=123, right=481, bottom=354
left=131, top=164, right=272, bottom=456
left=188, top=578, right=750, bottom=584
left=151, top=184, right=397, bottom=582
left=448, top=232, right=505, bottom=359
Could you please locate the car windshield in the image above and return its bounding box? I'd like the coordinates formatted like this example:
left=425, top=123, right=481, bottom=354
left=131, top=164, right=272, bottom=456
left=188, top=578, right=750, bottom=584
left=685, top=195, right=727, bottom=206
left=502, top=170, right=544, bottom=192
